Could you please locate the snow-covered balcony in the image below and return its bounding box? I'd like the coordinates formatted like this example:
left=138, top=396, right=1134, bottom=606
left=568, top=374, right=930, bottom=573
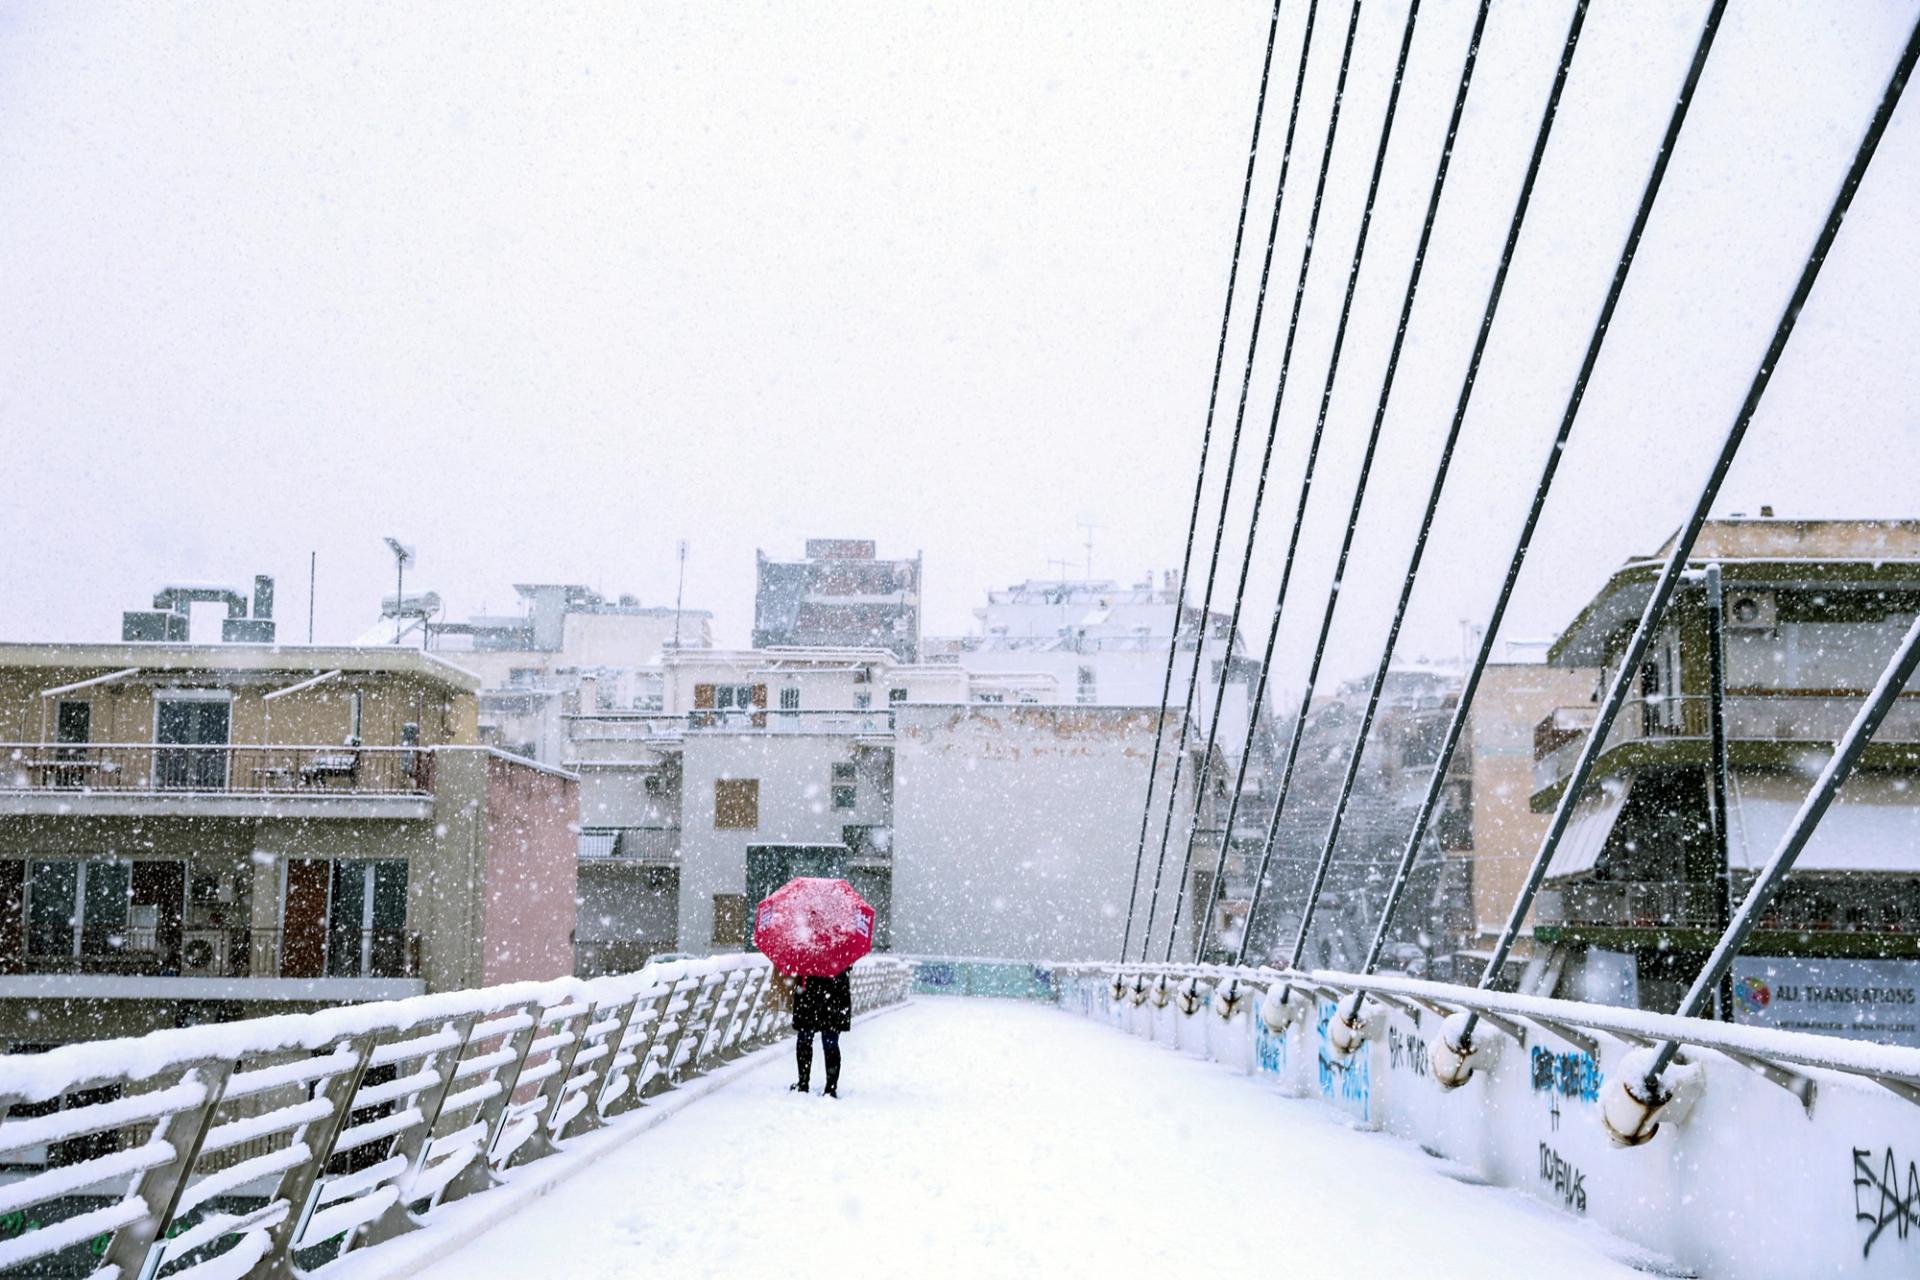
left=0, top=742, right=436, bottom=819
left=1530, top=692, right=1920, bottom=800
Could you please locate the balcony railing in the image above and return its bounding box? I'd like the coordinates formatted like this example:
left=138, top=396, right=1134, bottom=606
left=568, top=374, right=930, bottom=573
left=1531, top=693, right=1920, bottom=792
left=578, top=827, right=681, bottom=861
left=1537, top=877, right=1920, bottom=935
left=568, top=708, right=897, bottom=739
left=0, top=743, right=434, bottom=796
left=17, top=926, right=421, bottom=980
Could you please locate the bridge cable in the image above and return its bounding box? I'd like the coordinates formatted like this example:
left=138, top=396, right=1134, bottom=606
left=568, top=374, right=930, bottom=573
left=1235, top=0, right=1593, bottom=967
left=1189, top=0, right=1489, bottom=963
left=1461, top=6, right=1920, bottom=1052
left=1135, top=0, right=1333, bottom=960
left=1164, top=0, right=1424, bottom=962
left=1342, top=0, right=1733, bottom=996
left=1119, top=0, right=1285, bottom=962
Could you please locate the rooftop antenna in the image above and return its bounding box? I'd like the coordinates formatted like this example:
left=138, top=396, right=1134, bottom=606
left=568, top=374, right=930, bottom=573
left=672, top=539, right=688, bottom=649
left=1044, top=556, right=1074, bottom=581
left=308, top=551, right=316, bottom=644
left=1077, top=518, right=1102, bottom=581
left=383, top=537, right=415, bottom=645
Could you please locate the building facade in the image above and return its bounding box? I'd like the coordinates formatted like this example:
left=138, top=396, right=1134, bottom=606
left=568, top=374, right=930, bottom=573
left=0, top=640, right=578, bottom=1047
left=753, top=540, right=923, bottom=662
left=1526, top=518, right=1920, bottom=1032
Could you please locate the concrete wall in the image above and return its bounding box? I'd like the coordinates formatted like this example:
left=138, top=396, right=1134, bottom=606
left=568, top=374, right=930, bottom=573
left=1465, top=664, right=1603, bottom=943
left=891, top=705, right=1193, bottom=961
left=479, top=754, right=578, bottom=985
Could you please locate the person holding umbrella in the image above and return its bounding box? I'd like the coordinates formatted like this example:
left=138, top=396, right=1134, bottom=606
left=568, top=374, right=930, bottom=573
left=789, top=967, right=852, bottom=1097
left=753, top=876, right=875, bottom=1098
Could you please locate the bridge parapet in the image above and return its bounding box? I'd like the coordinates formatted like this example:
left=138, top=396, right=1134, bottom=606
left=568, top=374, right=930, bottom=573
left=0, top=955, right=910, bottom=1277
left=1056, top=961, right=1920, bottom=1278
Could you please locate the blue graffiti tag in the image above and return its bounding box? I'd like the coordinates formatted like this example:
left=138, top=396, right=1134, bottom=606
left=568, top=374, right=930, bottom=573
left=1315, top=1001, right=1371, bottom=1120
left=1529, top=1045, right=1602, bottom=1103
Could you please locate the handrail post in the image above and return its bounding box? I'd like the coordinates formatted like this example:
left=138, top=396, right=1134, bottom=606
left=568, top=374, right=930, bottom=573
left=100, top=1059, right=235, bottom=1280
left=439, top=1000, right=542, bottom=1205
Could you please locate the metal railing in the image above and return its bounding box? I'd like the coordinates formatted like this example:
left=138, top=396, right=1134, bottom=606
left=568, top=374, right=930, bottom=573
left=1068, top=958, right=1920, bottom=1114
left=567, top=708, right=896, bottom=738
left=577, top=827, right=681, bottom=861
left=18, top=927, right=423, bottom=981
left=1531, top=693, right=1920, bottom=792
left=0, top=744, right=434, bottom=796
left=0, top=954, right=911, bottom=1277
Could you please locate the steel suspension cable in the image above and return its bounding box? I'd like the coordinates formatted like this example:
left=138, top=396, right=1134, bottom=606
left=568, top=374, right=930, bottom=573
left=1235, top=0, right=1592, bottom=967
left=1460, top=8, right=1920, bottom=1049
left=1136, top=0, right=1331, bottom=960
left=1194, top=0, right=1490, bottom=964
left=1119, top=0, right=1285, bottom=962
left=1144, top=0, right=1362, bottom=960
left=1347, top=0, right=1730, bottom=996
left=1165, top=0, right=1424, bottom=962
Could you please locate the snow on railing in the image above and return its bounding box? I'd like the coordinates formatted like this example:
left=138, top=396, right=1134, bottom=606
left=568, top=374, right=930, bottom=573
left=1057, top=961, right=1920, bottom=1278
left=0, top=955, right=911, bottom=1278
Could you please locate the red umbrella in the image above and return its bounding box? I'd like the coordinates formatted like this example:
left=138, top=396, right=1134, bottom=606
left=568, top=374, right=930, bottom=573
left=753, top=877, right=874, bottom=976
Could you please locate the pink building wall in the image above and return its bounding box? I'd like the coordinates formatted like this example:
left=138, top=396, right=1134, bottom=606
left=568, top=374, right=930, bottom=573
left=480, top=754, right=579, bottom=985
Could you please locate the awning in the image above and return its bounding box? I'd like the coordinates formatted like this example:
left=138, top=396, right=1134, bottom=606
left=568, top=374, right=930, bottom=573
left=1726, top=770, right=1920, bottom=873
left=577, top=831, right=618, bottom=859
left=1543, top=778, right=1633, bottom=879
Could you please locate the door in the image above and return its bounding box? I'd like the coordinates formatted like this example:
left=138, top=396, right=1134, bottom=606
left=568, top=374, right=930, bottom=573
left=156, top=698, right=231, bottom=789
left=129, top=861, right=185, bottom=973
left=282, top=859, right=330, bottom=979
left=0, top=860, right=22, bottom=975
left=328, top=861, right=409, bottom=977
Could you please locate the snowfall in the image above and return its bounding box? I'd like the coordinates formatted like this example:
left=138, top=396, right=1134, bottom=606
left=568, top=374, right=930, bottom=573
left=400, top=999, right=1655, bottom=1280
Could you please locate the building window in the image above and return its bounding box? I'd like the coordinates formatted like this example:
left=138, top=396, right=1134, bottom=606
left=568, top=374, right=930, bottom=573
left=712, top=893, right=747, bottom=946
left=27, top=860, right=130, bottom=958
left=779, top=687, right=801, bottom=711
left=854, top=692, right=872, bottom=710
left=55, top=701, right=91, bottom=748
left=831, top=761, right=857, bottom=810
left=714, top=684, right=756, bottom=710
left=715, top=779, right=760, bottom=829
left=1077, top=666, right=1096, bottom=704
left=887, top=688, right=907, bottom=705
left=508, top=667, right=543, bottom=689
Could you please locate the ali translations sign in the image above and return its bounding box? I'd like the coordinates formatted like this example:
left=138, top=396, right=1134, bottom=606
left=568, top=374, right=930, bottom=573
left=1730, top=957, right=1920, bottom=1048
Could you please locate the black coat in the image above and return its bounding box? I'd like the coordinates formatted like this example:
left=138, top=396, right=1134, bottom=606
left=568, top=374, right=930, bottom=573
left=791, top=971, right=853, bottom=1033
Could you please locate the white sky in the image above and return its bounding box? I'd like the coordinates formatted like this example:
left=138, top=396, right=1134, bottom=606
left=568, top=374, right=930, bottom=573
left=1, top=1, right=1916, bottom=698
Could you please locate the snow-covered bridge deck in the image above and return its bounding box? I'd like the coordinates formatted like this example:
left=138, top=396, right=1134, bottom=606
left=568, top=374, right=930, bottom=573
left=409, top=999, right=1650, bottom=1279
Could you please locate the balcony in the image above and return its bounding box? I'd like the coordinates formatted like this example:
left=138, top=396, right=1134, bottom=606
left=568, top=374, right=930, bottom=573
left=569, top=708, right=896, bottom=741
left=1537, top=877, right=1920, bottom=944
left=1531, top=693, right=1920, bottom=795
left=0, top=743, right=435, bottom=819
left=0, top=927, right=426, bottom=1001
left=578, top=826, right=681, bottom=862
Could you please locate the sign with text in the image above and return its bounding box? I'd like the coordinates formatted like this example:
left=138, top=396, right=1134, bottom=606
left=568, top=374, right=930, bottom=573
left=1730, top=957, right=1920, bottom=1047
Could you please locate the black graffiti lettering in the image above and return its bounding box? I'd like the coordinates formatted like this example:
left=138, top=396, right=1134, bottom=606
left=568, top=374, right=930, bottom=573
left=1387, top=1025, right=1429, bottom=1077
left=1854, top=1145, right=1920, bottom=1259
left=1538, top=1142, right=1587, bottom=1214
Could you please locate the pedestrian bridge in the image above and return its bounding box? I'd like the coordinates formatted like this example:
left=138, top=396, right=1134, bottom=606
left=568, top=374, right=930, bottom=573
left=3, top=956, right=1918, bottom=1280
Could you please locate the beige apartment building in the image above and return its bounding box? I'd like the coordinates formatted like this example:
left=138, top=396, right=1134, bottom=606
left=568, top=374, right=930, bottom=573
left=0, top=641, right=578, bottom=1047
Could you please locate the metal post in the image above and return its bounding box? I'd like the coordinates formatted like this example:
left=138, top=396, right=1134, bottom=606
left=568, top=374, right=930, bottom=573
left=99, top=1060, right=235, bottom=1280
left=308, top=550, right=316, bottom=644
left=1648, top=611, right=1920, bottom=1081
left=1703, top=565, right=1736, bottom=1021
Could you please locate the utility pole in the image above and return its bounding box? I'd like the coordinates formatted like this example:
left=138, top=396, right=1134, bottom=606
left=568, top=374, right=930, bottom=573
left=1703, top=563, right=1736, bottom=1021
left=307, top=551, right=316, bottom=644
left=673, top=540, right=688, bottom=649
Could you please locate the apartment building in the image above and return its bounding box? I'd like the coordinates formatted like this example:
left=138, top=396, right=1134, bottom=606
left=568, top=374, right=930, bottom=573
left=1525, top=518, right=1920, bottom=1033
left=564, top=643, right=1197, bottom=969
left=0, top=637, right=578, bottom=1047
left=422, top=583, right=715, bottom=765
left=753, top=540, right=923, bottom=662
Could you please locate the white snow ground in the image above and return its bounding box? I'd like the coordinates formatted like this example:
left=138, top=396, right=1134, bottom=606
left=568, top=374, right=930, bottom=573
left=412, top=999, right=1658, bottom=1280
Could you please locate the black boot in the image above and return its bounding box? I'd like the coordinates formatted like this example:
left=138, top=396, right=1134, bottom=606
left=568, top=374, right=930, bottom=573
left=793, top=1033, right=812, bottom=1094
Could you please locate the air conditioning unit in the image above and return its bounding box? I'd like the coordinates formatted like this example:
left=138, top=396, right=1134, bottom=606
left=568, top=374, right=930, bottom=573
left=1725, top=590, right=1778, bottom=630
left=181, top=933, right=230, bottom=977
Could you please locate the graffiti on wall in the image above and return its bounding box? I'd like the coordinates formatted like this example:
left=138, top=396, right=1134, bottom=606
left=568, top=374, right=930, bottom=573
left=1529, top=1045, right=1602, bottom=1104
left=1538, top=1143, right=1588, bottom=1214
left=1387, top=1024, right=1428, bottom=1079
left=1255, top=1017, right=1288, bottom=1075
left=1315, top=1001, right=1371, bottom=1121
left=1854, top=1146, right=1920, bottom=1259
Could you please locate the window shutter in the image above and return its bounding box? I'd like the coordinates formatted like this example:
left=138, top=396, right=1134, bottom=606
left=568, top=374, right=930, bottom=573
left=693, top=683, right=716, bottom=709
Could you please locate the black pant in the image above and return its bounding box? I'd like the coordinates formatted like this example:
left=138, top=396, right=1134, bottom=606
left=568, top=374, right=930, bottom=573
left=796, top=1029, right=841, bottom=1091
